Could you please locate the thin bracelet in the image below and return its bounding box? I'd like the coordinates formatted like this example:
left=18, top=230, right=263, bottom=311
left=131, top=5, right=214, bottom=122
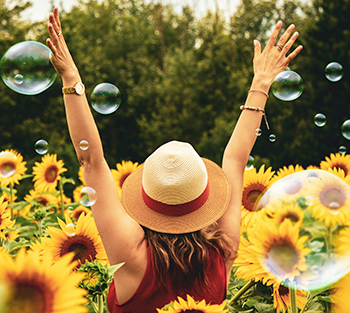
left=248, top=89, right=269, bottom=98
left=240, top=105, right=270, bottom=130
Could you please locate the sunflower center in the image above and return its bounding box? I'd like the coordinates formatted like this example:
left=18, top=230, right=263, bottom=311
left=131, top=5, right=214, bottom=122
left=332, top=164, right=348, bottom=176
left=60, top=234, right=97, bottom=265
left=0, top=162, right=16, bottom=178
left=37, top=196, right=49, bottom=206
left=44, top=165, right=59, bottom=183
left=320, top=186, right=345, bottom=210
left=7, top=283, right=53, bottom=313
left=281, top=212, right=300, bottom=224
left=278, top=285, right=290, bottom=296
left=242, top=184, right=266, bottom=212
left=265, top=243, right=299, bottom=277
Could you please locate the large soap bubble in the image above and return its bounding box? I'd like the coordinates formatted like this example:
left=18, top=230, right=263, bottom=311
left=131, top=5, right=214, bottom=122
left=0, top=41, right=56, bottom=95
left=91, top=83, right=121, bottom=114
left=250, top=169, right=350, bottom=291
left=271, top=70, right=304, bottom=101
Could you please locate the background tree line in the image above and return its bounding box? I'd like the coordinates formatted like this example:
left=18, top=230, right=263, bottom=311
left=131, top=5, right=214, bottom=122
left=0, top=0, right=349, bottom=198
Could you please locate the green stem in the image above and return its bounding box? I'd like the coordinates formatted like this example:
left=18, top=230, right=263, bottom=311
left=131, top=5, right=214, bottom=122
left=228, top=279, right=256, bottom=306
left=290, top=286, right=298, bottom=313
left=98, top=294, right=104, bottom=313
left=59, top=179, right=65, bottom=214
left=38, top=221, right=42, bottom=241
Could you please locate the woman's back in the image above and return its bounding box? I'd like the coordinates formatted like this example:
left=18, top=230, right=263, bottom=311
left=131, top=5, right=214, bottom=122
left=107, top=243, right=227, bottom=313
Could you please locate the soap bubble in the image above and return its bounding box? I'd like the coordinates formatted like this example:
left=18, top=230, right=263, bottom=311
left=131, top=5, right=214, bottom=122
left=0, top=151, right=17, bottom=178
left=325, top=62, right=343, bottom=82
left=34, top=139, right=49, bottom=155
left=246, top=155, right=255, bottom=170
left=66, top=223, right=76, bottom=236
left=0, top=41, right=57, bottom=95
left=341, top=120, right=350, bottom=140
left=255, top=128, right=262, bottom=136
left=269, top=134, right=276, bottom=142
left=339, top=146, right=347, bottom=155
left=91, top=83, right=121, bottom=114
left=271, top=70, right=304, bottom=101
left=79, top=140, right=89, bottom=151
left=254, top=169, right=350, bottom=291
left=314, top=113, right=326, bottom=127
left=80, top=186, right=97, bottom=207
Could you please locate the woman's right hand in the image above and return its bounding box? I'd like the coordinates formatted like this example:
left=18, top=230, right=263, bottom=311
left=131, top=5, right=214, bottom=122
left=252, top=21, right=303, bottom=89
left=46, top=7, right=80, bottom=83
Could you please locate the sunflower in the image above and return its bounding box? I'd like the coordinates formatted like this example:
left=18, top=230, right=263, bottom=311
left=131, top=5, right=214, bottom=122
left=0, top=150, right=27, bottom=187
left=320, top=153, right=350, bottom=177
left=272, top=284, right=307, bottom=313
left=156, top=294, right=228, bottom=313
left=269, top=164, right=304, bottom=185
left=73, top=185, right=85, bottom=203
left=0, top=196, right=15, bottom=240
left=332, top=271, right=350, bottom=313
left=0, top=248, right=88, bottom=313
left=111, top=160, right=142, bottom=199
left=303, top=171, right=350, bottom=227
left=69, top=205, right=92, bottom=220
left=241, top=165, right=275, bottom=227
left=46, top=213, right=108, bottom=266
left=234, top=219, right=311, bottom=287
left=23, top=189, right=58, bottom=216
left=32, top=154, right=67, bottom=192
left=267, top=201, right=304, bottom=226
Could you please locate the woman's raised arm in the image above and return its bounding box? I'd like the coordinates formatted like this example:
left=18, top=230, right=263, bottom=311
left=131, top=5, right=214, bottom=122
left=46, top=8, right=145, bottom=267
left=217, top=21, right=303, bottom=261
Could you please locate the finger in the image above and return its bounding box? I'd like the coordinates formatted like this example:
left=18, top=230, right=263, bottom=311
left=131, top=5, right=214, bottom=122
left=49, top=13, right=61, bottom=35
left=46, top=38, right=57, bottom=56
left=53, top=7, right=61, bottom=30
left=266, top=21, right=283, bottom=49
left=276, top=24, right=295, bottom=47
left=48, top=23, right=60, bottom=49
left=285, top=45, right=303, bottom=65
left=253, top=39, right=261, bottom=58
left=282, top=31, right=299, bottom=54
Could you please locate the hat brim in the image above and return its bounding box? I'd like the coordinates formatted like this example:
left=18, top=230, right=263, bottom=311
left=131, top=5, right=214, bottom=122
left=122, top=158, right=231, bottom=234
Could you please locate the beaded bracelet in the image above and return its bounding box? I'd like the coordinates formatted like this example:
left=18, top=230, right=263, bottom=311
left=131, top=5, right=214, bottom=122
left=240, top=105, right=270, bottom=130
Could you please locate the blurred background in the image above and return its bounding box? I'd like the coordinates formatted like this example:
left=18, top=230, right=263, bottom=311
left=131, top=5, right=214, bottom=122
left=0, top=0, right=349, bottom=197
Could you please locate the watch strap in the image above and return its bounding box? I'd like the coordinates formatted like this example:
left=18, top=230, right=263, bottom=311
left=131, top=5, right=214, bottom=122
left=62, top=86, right=76, bottom=94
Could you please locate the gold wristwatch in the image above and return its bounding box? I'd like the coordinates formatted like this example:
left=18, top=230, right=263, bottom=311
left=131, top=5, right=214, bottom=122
left=62, top=82, right=85, bottom=95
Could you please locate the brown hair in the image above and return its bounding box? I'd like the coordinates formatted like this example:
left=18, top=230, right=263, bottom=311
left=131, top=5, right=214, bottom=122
left=142, top=222, right=234, bottom=292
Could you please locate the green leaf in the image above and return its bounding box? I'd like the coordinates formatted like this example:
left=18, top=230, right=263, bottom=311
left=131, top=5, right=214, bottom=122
left=254, top=303, right=275, bottom=313
left=108, top=262, right=125, bottom=276
left=61, top=177, right=76, bottom=186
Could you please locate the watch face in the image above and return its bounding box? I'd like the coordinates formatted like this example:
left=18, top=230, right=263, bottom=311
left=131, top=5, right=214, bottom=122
left=75, top=82, right=85, bottom=95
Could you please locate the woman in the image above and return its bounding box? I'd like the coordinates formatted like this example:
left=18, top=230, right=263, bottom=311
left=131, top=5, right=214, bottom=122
left=46, top=8, right=302, bottom=312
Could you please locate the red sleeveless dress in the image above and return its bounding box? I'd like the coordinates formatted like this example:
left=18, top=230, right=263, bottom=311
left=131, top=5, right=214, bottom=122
left=107, top=245, right=227, bottom=313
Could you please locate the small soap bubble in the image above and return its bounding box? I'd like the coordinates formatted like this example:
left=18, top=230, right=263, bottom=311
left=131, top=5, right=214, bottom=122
left=14, top=73, right=23, bottom=85
left=255, top=128, right=262, bottom=136
left=80, top=186, right=97, bottom=207
left=0, top=41, right=57, bottom=95
left=325, top=62, right=343, bottom=82
left=66, top=223, right=76, bottom=236
left=314, top=113, right=326, bottom=127
left=246, top=155, right=255, bottom=170
left=341, top=120, right=350, bottom=140
left=34, top=139, right=49, bottom=155
left=339, top=146, right=347, bottom=155
left=79, top=140, right=89, bottom=151
left=67, top=206, right=74, bottom=214
left=269, top=134, right=276, bottom=142
left=91, top=83, right=121, bottom=114
left=0, top=151, right=17, bottom=178
left=271, top=70, right=304, bottom=101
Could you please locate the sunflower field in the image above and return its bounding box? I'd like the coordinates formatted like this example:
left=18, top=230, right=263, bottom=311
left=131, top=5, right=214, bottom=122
left=1, top=148, right=350, bottom=313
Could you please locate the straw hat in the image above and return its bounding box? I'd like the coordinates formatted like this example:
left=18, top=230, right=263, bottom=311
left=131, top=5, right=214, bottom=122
left=122, top=141, right=231, bottom=234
